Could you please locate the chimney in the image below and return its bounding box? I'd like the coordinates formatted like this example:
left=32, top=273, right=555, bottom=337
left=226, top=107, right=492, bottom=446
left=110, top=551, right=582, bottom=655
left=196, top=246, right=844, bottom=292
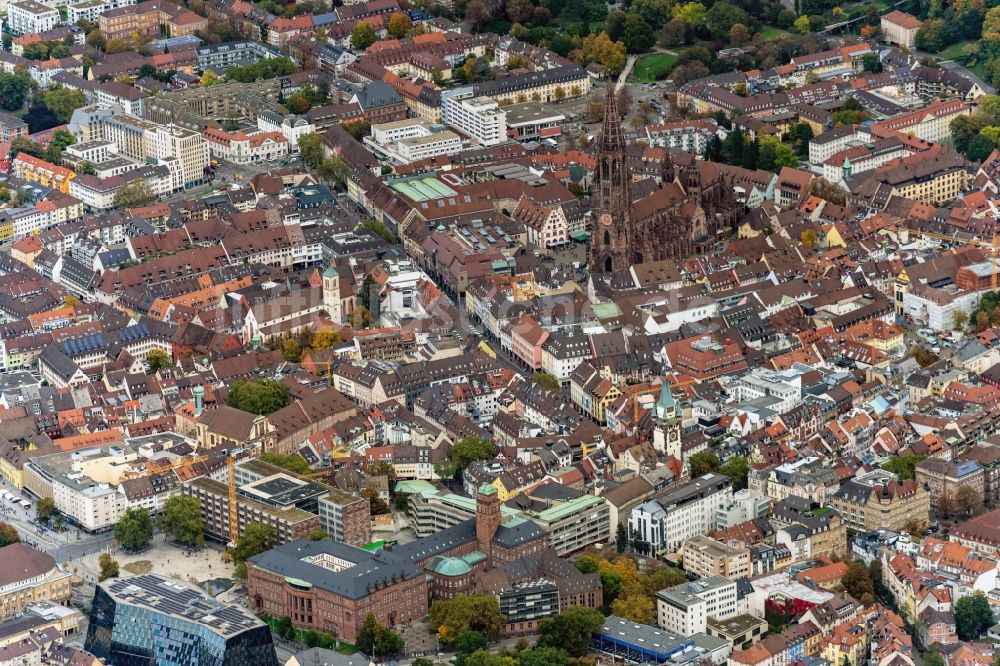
left=194, top=385, right=205, bottom=416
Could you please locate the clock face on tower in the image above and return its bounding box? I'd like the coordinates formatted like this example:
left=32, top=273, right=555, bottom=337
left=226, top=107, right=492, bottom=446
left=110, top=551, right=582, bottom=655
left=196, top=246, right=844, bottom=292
left=600, top=213, right=612, bottom=226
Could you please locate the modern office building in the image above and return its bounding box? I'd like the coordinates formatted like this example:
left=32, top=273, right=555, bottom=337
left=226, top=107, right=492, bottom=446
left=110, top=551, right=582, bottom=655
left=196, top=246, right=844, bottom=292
left=629, top=473, right=733, bottom=554
left=400, top=479, right=610, bottom=555
left=182, top=476, right=320, bottom=544
left=85, top=574, right=277, bottom=666
left=442, top=90, right=507, bottom=146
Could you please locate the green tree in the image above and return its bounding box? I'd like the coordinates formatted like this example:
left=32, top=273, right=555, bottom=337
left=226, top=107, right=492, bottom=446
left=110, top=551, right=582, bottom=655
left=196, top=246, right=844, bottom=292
left=387, top=11, right=412, bottom=38
left=311, top=328, right=341, bottom=350
left=159, top=495, right=204, bottom=547
left=606, top=8, right=627, bottom=40
left=146, top=349, right=173, bottom=372
left=880, top=455, right=926, bottom=480
left=461, top=652, right=516, bottom=666
left=341, top=119, right=372, bottom=140
left=688, top=451, right=721, bottom=477
left=114, top=507, right=154, bottom=551
left=226, top=378, right=290, bottom=415
left=429, top=595, right=505, bottom=643
left=862, top=53, right=883, bottom=73
left=113, top=179, right=155, bottom=208
left=720, top=456, right=749, bottom=490
left=622, top=12, right=655, bottom=52
left=704, top=1, right=749, bottom=40
left=757, top=136, right=799, bottom=172
left=362, top=487, right=390, bottom=515
left=351, top=22, right=377, bottom=49
left=518, top=647, right=568, bottom=666
left=283, top=338, right=302, bottom=363
left=793, top=15, right=810, bottom=33
left=318, top=155, right=351, bottom=187
left=259, top=452, right=312, bottom=475
left=225, top=57, right=296, bottom=82
left=39, top=87, right=86, bottom=124
left=967, top=135, right=995, bottom=163
left=36, top=497, right=56, bottom=522
left=86, top=30, right=106, bottom=50
left=842, top=560, right=875, bottom=602
left=532, top=371, right=560, bottom=392
left=356, top=613, right=405, bottom=658
left=451, top=435, right=495, bottom=471
left=358, top=219, right=396, bottom=243
left=672, top=2, right=706, bottom=27
left=367, top=461, right=396, bottom=480
left=611, top=593, right=655, bottom=623
left=537, top=606, right=605, bottom=657
left=955, top=591, right=993, bottom=639
left=231, top=522, right=277, bottom=570
left=0, top=522, right=20, bottom=547
left=616, top=523, right=627, bottom=553
left=454, top=630, right=487, bottom=657
left=77, top=161, right=97, bottom=175
left=925, top=653, right=945, bottom=666
left=98, top=552, right=119, bottom=581
left=308, top=528, right=327, bottom=540
left=299, top=132, right=325, bottom=168
left=0, top=72, right=32, bottom=112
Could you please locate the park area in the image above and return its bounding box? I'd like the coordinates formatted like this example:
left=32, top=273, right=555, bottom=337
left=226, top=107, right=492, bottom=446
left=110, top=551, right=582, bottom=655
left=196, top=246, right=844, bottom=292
left=633, top=53, right=678, bottom=82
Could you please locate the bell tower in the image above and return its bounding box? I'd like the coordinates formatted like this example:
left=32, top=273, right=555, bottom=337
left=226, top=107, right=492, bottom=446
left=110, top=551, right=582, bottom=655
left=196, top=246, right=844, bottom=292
left=588, top=81, right=632, bottom=274
left=476, top=484, right=500, bottom=566
left=652, top=381, right=682, bottom=459
left=322, top=264, right=341, bottom=324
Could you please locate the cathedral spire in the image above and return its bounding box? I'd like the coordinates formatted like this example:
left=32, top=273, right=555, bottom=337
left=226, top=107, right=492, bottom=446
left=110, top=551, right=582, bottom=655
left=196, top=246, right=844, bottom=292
left=589, top=80, right=633, bottom=274
left=599, top=80, right=625, bottom=156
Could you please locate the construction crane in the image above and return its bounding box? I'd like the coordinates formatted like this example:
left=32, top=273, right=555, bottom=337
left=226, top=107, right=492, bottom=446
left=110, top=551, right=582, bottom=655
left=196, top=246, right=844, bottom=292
left=123, top=448, right=243, bottom=547
left=908, top=229, right=1000, bottom=290
left=303, top=359, right=336, bottom=386
left=227, top=455, right=238, bottom=546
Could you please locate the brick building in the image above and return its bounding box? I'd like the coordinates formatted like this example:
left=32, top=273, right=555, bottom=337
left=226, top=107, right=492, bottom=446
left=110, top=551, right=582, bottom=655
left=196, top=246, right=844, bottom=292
left=98, top=0, right=207, bottom=41
left=247, top=485, right=593, bottom=642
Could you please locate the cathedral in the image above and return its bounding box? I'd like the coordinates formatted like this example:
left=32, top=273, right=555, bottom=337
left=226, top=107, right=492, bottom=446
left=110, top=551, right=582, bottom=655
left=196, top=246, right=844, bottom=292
left=588, top=82, right=745, bottom=274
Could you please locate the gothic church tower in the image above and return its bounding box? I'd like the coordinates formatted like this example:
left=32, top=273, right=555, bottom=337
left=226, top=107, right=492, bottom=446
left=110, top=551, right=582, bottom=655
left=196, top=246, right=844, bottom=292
left=588, top=81, right=633, bottom=274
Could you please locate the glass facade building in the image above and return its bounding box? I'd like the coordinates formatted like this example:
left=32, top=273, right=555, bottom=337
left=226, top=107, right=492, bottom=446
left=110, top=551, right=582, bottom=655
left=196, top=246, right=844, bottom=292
left=85, top=574, right=278, bottom=666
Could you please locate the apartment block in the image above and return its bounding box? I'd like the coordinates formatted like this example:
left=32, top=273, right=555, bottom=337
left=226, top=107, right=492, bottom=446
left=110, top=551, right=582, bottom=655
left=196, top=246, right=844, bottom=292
left=656, top=576, right=740, bottom=636
left=182, top=477, right=320, bottom=544
left=7, top=0, right=60, bottom=35
left=682, top=535, right=752, bottom=580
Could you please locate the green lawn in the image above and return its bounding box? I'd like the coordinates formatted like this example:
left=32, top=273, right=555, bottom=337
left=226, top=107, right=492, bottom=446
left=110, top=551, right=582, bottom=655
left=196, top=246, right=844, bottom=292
left=937, top=40, right=974, bottom=60
left=758, top=26, right=784, bottom=41
left=633, top=53, right=678, bottom=82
